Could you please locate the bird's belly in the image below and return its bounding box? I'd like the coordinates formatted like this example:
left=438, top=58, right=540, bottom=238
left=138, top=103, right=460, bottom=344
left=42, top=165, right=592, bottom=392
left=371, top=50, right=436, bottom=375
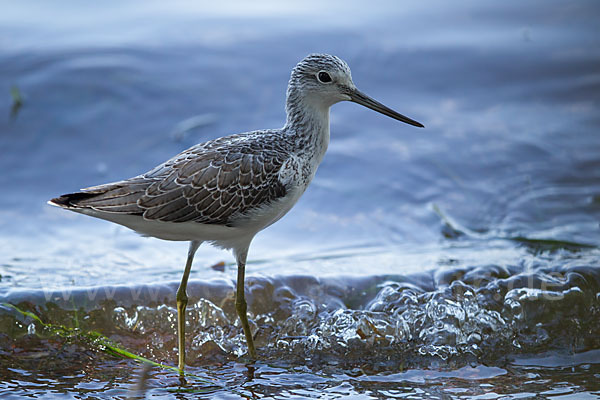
left=231, top=184, right=306, bottom=232
left=76, top=208, right=246, bottom=242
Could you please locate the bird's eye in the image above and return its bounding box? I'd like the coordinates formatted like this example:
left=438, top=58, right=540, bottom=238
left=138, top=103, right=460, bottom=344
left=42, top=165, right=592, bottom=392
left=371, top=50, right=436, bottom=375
left=317, top=71, right=332, bottom=83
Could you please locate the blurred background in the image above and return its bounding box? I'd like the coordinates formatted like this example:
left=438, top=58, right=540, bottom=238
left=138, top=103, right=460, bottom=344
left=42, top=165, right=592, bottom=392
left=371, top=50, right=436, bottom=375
left=1, top=1, right=599, bottom=398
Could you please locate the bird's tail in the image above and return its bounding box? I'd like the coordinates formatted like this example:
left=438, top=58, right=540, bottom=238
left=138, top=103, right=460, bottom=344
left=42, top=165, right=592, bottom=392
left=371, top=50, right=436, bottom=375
left=48, top=192, right=99, bottom=209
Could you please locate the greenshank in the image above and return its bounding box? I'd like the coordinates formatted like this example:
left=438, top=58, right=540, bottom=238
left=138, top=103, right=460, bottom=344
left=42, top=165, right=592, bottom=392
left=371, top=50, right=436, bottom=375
left=49, top=53, right=423, bottom=371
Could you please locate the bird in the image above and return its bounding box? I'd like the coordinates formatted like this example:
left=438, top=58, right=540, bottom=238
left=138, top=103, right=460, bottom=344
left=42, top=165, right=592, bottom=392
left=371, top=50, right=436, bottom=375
left=48, top=53, right=423, bottom=372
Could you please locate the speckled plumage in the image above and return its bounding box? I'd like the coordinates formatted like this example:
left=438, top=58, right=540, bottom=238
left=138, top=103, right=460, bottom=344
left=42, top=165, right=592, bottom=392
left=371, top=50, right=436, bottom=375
left=56, top=131, right=293, bottom=226
left=49, top=53, right=423, bottom=365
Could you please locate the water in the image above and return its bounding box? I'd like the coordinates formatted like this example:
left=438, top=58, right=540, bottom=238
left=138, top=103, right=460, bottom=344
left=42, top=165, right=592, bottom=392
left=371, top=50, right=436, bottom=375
left=1, top=1, right=600, bottom=398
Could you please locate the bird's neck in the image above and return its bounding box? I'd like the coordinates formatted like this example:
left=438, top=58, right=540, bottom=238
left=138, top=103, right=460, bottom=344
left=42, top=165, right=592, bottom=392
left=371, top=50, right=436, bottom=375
left=284, top=93, right=331, bottom=165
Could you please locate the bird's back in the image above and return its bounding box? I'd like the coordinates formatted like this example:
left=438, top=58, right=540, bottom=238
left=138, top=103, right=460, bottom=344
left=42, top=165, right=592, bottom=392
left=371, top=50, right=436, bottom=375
left=50, top=129, right=309, bottom=240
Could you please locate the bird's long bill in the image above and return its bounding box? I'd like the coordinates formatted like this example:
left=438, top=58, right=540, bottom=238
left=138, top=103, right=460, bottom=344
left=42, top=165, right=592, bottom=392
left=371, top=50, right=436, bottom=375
left=349, top=88, right=424, bottom=128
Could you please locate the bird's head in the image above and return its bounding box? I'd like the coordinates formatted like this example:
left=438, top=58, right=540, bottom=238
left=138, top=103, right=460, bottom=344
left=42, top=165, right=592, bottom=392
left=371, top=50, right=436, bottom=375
left=287, top=53, right=423, bottom=128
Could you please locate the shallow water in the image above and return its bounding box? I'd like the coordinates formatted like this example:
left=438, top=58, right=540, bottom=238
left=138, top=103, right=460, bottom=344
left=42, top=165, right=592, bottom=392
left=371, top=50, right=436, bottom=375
left=1, top=1, right=600, bottom=398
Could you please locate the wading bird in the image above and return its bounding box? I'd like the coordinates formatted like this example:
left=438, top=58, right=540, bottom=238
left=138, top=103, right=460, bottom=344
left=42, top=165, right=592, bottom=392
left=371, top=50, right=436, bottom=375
left=49, top=53, right=423, bottom=371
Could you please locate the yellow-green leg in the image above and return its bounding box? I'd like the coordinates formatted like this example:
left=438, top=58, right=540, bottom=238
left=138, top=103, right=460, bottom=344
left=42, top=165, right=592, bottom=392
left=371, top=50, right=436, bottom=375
left=235, top=259, right=257, bottom=359
left=176, top=240, right=201, bottom=372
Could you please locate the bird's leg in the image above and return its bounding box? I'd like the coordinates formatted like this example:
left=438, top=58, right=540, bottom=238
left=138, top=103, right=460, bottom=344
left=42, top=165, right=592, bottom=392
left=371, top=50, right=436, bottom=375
left=176, top=240, right=201, bottom=372
left=235, top=259, right=257, bottom=359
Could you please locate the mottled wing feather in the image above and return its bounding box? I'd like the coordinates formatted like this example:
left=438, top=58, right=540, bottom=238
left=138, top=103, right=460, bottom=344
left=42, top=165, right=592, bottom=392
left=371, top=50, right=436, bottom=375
left=73, top=132, right=290, bottom=226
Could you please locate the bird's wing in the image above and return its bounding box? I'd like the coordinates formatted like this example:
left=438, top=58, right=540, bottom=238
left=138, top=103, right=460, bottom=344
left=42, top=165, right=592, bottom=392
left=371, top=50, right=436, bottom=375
left=63, top=134, right=290, bottom=226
